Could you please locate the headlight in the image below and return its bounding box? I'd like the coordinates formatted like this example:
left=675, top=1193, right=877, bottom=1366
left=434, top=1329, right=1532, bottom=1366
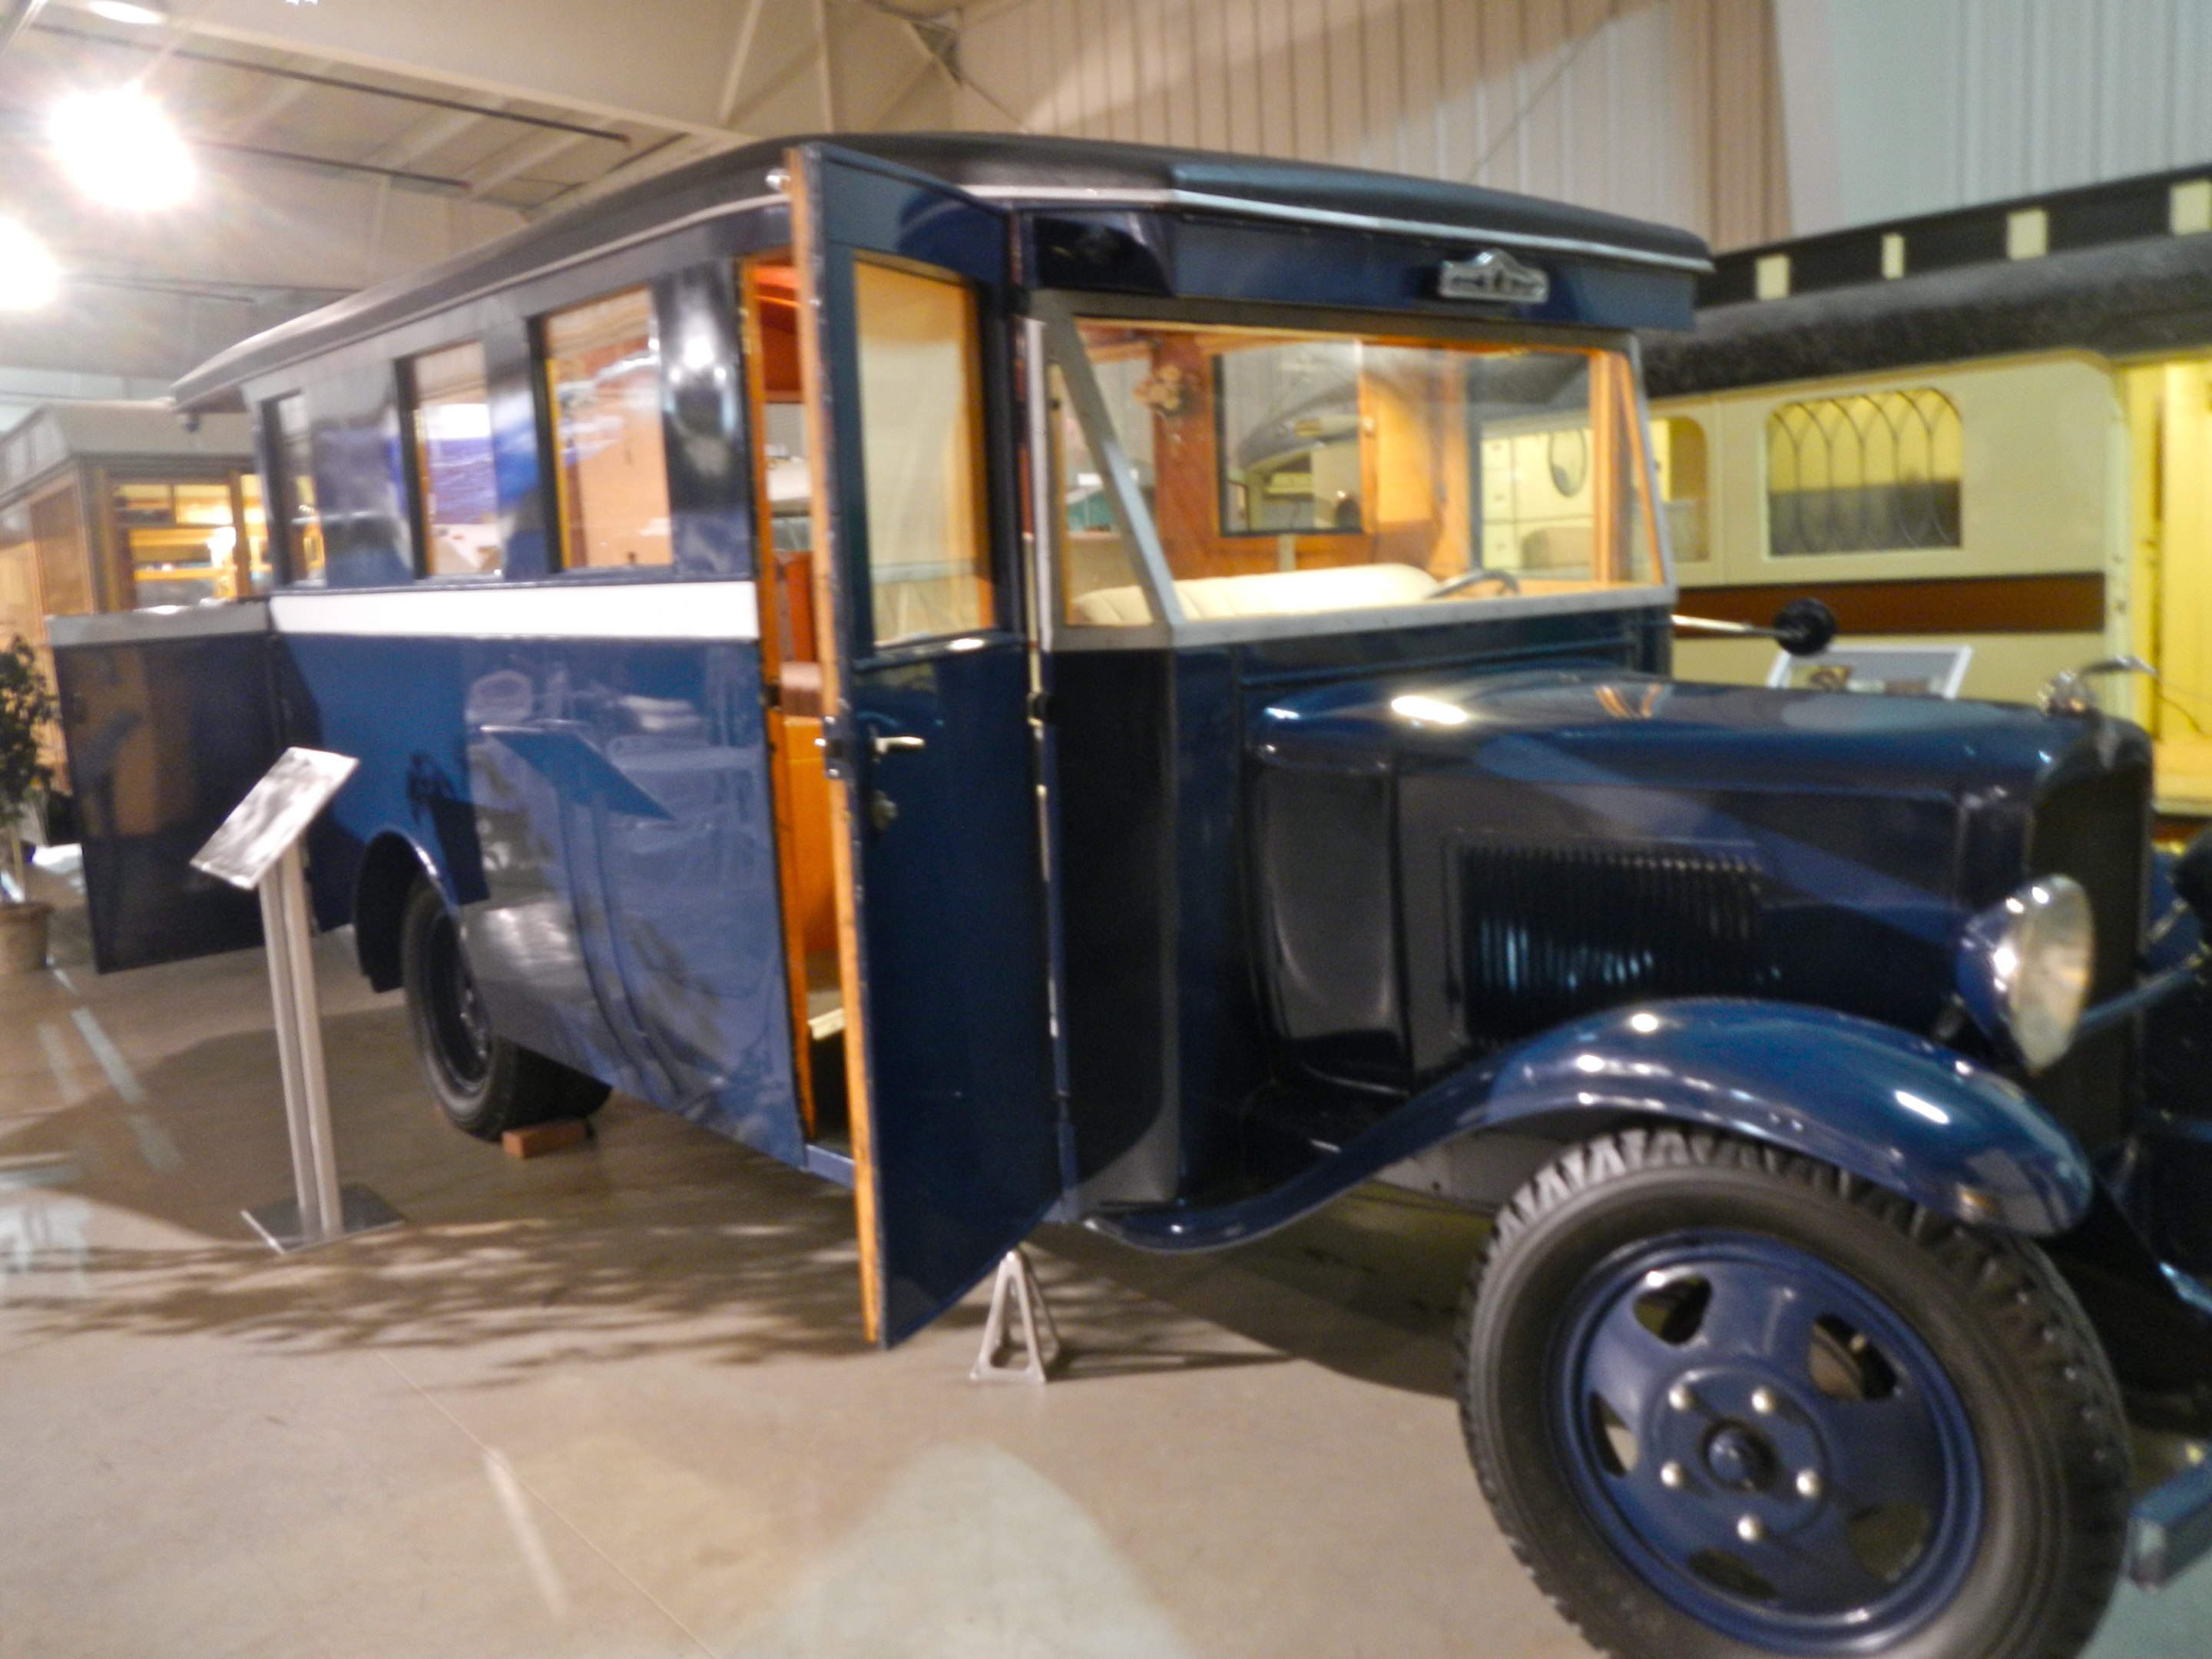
left=1955, top=876, right=2094, bottom=1071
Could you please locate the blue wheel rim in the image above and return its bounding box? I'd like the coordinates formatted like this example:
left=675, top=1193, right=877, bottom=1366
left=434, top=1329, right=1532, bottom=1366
left=1549, top=1230, right=1983, bottom=1654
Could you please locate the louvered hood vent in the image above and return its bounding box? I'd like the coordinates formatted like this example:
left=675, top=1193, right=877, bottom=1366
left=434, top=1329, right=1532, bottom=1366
left=1458, top=842, right=1771, bottom=1045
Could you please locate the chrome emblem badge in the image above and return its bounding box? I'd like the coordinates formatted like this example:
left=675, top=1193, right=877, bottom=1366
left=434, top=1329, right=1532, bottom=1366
left=1435, top=249, right=1551, bottom=306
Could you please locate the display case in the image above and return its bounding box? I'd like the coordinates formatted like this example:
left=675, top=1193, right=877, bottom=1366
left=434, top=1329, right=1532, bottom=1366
left=0, top=401, right=262, bottom=806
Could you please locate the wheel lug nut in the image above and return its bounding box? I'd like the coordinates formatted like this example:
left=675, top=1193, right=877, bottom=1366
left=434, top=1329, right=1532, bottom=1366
left=1737, top=1514, right=1766, bottom=1543
left=1667, top=1382, right=1694, bottom=1412
left=1750, top=1386, right=1777, bottom=1415
left=1796, top=1469, right=1822, bottom=1499
left=1660, top=1461, right=1686, bottom=1490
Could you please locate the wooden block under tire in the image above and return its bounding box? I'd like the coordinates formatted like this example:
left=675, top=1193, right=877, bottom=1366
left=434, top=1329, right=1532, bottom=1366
left=502, top=1118, right=590, bottom=1160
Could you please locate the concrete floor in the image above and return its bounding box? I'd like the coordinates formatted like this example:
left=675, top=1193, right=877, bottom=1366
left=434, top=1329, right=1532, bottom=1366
left=2, top=858, right=2208, bottom=1658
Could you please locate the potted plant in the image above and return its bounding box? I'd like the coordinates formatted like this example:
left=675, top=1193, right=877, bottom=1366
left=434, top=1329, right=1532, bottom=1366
left=0, top=634, right=56, bottom=975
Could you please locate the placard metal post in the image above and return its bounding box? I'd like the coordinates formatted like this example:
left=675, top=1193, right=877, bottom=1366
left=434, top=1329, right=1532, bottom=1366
left=192, top=747, right=401, bottom=1253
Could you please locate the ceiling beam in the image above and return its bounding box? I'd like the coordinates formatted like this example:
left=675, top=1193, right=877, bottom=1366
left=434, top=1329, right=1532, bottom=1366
left=37, top=19, right=632, bottom=144
left=197, top=136, right=472, bottom=194
left=0, top=0, right=45, bottom=58
left=466, top=126, right=589, bottom=199
left=363, top=104, right=492, bottom=172
left=170, top=0, right=788, bottom=138
left=810, top=0, right=835, bottom=127
left=717, top=0, right=771, bottom=127
left=215, top=57, right=328, bottom=142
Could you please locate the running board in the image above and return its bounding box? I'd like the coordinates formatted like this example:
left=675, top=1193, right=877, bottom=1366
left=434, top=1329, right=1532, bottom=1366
left=2129, top=1455, right=2212, bottom=1588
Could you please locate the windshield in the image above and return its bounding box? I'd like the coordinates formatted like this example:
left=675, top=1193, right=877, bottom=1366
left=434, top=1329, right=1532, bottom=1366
left=1051, top=318, right=1662, bottom=629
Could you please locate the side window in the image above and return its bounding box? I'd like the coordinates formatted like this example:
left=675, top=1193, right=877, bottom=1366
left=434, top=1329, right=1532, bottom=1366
left=1767, top=389, right=1961, bottom=556
left=1654, top=415, right=1709, bottom=563
left=1049, top=358, right=1153, bottom=627
left=739, top=256, right=817, bottom=664
left=850, top=259, right=993, bottom=647
left=544, top=287, right=671, bottom=570
left=407, top=341, right=502, bottom=579
left=267, top=393, right=324, bottom=586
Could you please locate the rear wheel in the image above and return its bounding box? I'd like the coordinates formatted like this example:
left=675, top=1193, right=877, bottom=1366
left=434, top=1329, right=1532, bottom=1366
left=399, top=879, right=608, bottom=1140
left=1460, top=1128, right=2128, bottom=1659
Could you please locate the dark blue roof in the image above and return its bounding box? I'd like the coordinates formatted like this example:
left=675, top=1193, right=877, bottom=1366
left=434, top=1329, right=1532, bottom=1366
left=172, top=132, right=1709, bottom=409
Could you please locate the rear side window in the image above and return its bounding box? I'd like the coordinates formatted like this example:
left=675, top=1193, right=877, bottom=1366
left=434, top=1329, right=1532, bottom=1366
left=267, top=392, right=324, bottom=585
left=408, top=341, right=502, bottom=579
left=544, top=288, right=671, bottom=570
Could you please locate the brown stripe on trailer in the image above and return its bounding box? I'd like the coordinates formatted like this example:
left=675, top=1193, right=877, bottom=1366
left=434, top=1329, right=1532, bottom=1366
left=1685, top=574, right=2104, bottom=637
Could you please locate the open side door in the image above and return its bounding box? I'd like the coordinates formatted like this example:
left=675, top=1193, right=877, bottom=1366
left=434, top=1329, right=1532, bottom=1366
left=790, top=144, right=1061, bottom=1344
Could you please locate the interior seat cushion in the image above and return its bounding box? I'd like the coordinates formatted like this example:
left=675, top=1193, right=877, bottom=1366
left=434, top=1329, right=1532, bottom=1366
left=1071, top=560, right=1439, bottom=625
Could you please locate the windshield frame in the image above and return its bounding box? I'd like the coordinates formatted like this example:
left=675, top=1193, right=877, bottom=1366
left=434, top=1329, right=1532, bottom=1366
left=1028, top=290, right=1677, bottom=652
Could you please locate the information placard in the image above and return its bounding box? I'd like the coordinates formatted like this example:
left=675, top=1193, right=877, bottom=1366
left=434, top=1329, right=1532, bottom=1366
left=190, top=747, right=359, bottom=891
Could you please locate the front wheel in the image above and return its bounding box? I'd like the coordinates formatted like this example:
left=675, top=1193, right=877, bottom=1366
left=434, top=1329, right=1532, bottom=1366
left=399, top=879, right=610, bottom=1141
left=1460, top=1128, right=2129, bottom=1659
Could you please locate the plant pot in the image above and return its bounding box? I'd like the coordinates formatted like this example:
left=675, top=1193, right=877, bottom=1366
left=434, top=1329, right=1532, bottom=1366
left=0, top=900, right=51, bottom=976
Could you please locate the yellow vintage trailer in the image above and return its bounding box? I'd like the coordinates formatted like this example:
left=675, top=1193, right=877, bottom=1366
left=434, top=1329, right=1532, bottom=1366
left=1645, top=167, right=2212, bottom=820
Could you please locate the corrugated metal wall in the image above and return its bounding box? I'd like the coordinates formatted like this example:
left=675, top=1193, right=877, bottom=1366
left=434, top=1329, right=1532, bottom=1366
left=953, top=0, right=1791, bottom=250
left=1789, top=0, right=2212, bottom=233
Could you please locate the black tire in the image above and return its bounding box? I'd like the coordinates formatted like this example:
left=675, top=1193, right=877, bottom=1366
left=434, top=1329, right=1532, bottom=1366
left=399, top=879, right=611, bottom=1141
left=1459, top=1128, right=2129, bottom=1659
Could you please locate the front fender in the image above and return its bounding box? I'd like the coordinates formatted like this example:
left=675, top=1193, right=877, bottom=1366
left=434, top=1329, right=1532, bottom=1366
left=1481, top=1001, right=2091, bottom=1233
left=1092, top=999, right=2091, bottom=1252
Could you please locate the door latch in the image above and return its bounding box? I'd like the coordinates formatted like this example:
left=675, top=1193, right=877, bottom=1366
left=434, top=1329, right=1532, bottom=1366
left=816, top=716, right=856, bottom=781
left=870, top=732, right=926, bottom=757
left=867, top=790, right=899, bottom=833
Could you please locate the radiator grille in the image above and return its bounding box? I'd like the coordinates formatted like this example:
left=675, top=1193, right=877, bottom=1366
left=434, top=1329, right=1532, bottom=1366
left=2026, top=761, right=2151, bottom=1149
left=1459, top=843, right=1769, bottom=1045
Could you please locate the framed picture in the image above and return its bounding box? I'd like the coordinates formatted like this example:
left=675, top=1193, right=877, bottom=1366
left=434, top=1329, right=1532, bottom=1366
left=1767, top=644, right=1973, bottom=699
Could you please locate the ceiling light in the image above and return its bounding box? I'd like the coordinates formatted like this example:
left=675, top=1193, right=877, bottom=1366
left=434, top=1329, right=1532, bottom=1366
left=0, top=219, right=61, bottom=311
left=84, top=2, right=171, bottom=24
left=51, top=89, right=194, bottom=208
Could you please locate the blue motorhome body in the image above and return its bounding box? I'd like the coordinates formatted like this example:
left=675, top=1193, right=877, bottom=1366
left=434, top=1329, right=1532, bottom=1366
left=57, top=132, right=1710, bottom=1335
left=49, top=133, right=2212, bottom=1659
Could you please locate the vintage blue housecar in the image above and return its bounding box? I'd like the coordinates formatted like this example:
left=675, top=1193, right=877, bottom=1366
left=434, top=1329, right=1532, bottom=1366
left=46, top=135, right=2212, bottom=1659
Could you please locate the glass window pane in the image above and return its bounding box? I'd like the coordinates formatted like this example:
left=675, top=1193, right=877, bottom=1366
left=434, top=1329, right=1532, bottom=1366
left=1050, top=362, right=1151, bottom=627
left=113, top=478, right=240, bottom=609
left=545, top=288, right=671, bottom=571
left=172, top=483, right=233, bottom=527
left=852, top=260, right=993, bottom=647
left=1765, top=390, right=1961, bottom=555
left=410, top=340, right=502, bottom=579
left=763, top=402, right=812, bottom=555
left=271, top=393, right=324, bottom=586
left=1217, top=341, right=1364, bottom=533
left=237, top=472, right=271, bottom=595
left=1061, top=319, right=1657, bottom=626
left=1655, top=416, right=1709, bottom=563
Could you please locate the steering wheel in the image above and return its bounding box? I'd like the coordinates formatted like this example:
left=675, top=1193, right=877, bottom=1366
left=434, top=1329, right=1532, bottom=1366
left=1428, top=566, right=1521, bottom=600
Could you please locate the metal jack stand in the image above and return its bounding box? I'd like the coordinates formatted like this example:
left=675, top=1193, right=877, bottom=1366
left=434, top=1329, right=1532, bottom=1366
left=193, top=748, right=402, bottom=1253
left=971, top=1247, right=1061, bottom=1384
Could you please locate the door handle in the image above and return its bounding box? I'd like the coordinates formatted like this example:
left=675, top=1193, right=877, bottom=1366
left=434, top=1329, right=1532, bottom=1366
left=869, top=733, right=926, bottom=757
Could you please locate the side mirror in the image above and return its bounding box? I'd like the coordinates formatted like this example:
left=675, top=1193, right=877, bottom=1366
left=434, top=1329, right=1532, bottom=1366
left=2175, top=828, right=2212, bottom=926
left=1771, top=598, right=1838, bottom=657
